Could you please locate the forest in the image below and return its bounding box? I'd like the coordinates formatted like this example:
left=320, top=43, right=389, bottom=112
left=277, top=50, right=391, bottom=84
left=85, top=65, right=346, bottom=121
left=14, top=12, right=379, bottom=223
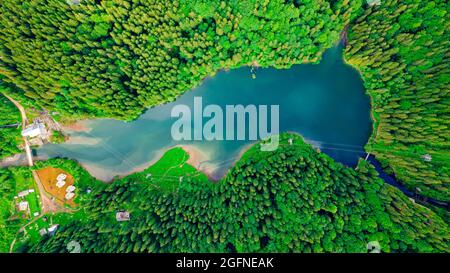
left=26, top=134, right=449, bottom=253
left=0, top=0, right=448, bottom=253
left=0, top=1, right=447, bottom=201
left=0, top=0, right=361, bottom=119
left=0, top=81, right=21, bottom=159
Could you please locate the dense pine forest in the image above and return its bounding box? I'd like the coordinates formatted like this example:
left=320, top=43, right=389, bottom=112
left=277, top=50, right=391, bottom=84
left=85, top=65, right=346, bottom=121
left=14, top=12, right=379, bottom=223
left=0, top=0, right=360, bottom=119
left=28, top=134, right=449, bottom=253
left=0, top=168, right=17, bottom=252
left=345, top=0, right=449, bottom=202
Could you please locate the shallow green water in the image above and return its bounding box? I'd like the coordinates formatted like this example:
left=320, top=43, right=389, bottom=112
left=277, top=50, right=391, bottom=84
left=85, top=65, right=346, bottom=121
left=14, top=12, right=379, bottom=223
left=37, top=45, right=372, bottom=181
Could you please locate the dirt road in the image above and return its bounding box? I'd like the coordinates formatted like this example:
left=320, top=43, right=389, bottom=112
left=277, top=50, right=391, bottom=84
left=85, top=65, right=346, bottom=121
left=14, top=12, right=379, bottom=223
left=4, top=94, right=33, bottom=167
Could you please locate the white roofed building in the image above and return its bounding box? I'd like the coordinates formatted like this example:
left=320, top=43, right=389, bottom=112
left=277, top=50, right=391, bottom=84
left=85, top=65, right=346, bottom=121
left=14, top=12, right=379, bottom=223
left=47, top=225, right=59, bottom=236
left=56, top=180, right=66, bottom=188
left=116, top=211, right=130, bottom=222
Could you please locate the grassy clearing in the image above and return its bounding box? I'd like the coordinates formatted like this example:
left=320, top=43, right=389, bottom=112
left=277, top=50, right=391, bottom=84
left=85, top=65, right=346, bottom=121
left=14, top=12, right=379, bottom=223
left=129, top=147, right=210, bottom=193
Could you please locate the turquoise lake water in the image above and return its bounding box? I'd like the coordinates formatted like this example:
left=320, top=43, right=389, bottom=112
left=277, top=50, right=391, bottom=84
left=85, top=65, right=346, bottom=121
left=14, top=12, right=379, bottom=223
left=36, top=45, right=372, bottom=181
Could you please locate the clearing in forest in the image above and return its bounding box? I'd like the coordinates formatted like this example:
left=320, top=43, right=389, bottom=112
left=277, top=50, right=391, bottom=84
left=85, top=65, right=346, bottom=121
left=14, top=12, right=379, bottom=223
left=35, top=167, right=76, bottom=207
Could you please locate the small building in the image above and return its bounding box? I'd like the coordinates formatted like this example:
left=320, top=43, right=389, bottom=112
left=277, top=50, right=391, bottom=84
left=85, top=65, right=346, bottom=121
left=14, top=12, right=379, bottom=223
left=116, top=211, right=130, bottom=222
left=57, top=173, right=67, bottom=182
left=33, top=212, right=40, bottom=217
left=48, top=225, right=57, bottom=233
left=21, top=122, right=47, bottom=138
left=18, top=201, right=29, bottom=211
left=48, top=225, right=58, bottom=235
left=65, top=192, right=75, bottom=200
left=66, top=185, right=76, bottom=193
left=67, top=0, right=81, bottom=5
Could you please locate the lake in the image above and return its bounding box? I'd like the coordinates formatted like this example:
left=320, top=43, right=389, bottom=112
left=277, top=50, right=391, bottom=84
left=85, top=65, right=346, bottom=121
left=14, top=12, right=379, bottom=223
left=36, top=45, right=372, bottom=181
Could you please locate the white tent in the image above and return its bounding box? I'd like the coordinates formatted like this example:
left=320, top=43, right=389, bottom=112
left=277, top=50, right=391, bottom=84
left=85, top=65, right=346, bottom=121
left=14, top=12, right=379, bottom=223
left=66, top=185, right=76, bottom=193
left=57, top=173, right=67, bottom=182
left=56, top=180, right=66, bottom=188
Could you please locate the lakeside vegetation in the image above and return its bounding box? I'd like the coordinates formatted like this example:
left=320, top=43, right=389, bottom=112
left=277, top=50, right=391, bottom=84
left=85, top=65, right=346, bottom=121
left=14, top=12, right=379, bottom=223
left=345, top=0, right=449, bottom=202
left=22, top=134, right=448, bottom=253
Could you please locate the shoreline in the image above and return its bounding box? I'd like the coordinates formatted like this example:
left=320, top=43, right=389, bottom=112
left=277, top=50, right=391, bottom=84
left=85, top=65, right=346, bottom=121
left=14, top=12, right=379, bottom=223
left=61, top=120, right=90, bottom=132
left=67, top=144, right=223, bottom=183
left=179, top=145, right=218, bottom=181
left=79, top=148, right=168, bottom=183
